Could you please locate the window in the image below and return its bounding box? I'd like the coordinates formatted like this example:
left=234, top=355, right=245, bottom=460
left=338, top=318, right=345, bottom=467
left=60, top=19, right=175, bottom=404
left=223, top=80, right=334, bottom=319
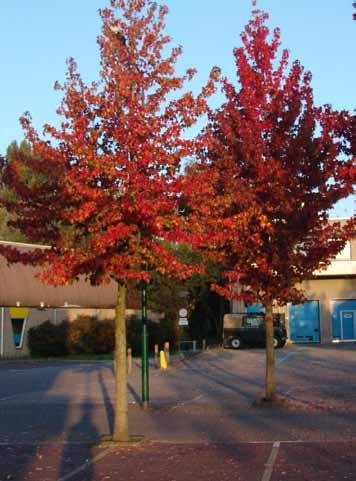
left=11, top=319, right=25, bottom=348
left=244, top=315, right=263, bottom=328
left=335, top=241, right=351, bottom=260
left=9, top=307, right=29, bottom=349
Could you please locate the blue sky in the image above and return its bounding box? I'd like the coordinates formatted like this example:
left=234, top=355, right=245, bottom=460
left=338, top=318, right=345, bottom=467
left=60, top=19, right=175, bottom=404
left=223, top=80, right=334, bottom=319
left=0, top=0, right=354, bottom=216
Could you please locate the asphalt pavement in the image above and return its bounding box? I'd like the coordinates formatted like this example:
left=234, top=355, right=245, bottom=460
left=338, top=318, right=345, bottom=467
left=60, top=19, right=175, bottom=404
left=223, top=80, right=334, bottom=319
left=1, top=344, right=356, bottom=480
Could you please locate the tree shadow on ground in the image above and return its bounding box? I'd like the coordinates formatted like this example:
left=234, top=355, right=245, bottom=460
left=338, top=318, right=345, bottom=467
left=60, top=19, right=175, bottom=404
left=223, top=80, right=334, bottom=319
left=58, top=399, right=98, bottom=481
left=0, top=362, right=116, bottom=481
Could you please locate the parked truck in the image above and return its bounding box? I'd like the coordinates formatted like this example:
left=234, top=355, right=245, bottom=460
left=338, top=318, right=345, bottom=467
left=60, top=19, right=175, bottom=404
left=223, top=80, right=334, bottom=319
left=223, top=312, right=287, bottom=349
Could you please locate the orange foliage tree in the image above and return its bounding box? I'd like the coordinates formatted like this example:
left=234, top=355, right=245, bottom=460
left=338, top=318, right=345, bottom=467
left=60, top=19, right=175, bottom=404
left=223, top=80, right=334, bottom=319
left=0, top=0, right=217, bottom=441
left=185, top=7, right=355, bottom=400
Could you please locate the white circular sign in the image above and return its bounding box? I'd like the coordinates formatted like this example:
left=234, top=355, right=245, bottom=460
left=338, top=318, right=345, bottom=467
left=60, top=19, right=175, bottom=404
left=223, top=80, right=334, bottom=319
left=179, top=308, right=188, bottom=318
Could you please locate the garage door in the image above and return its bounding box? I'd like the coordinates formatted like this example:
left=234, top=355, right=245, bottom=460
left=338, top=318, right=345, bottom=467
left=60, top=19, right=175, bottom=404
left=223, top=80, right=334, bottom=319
left=289, top=301, right=320, bottom=343
left=331, top=300, right=356, bottom=341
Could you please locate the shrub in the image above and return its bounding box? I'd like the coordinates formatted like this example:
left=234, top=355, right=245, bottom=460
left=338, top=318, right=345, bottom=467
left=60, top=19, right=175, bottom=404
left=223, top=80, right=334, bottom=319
left=126, top=315, right=141, bottom=355
left=28, top=320, right=68, bottom=357
left=93, top=319, right=115, bottom=354
left=66, top=316, right=114, bottom=355
left=126, top=315, right=177, bottom=355
left=28, top=315, right=175, bottom=358
left=28, top=317, right=115, bottom=357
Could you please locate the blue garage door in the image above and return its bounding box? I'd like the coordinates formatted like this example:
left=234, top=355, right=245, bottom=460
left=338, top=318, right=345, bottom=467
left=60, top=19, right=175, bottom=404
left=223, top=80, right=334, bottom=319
left=332, top=300, right=356, bottom=341
left=289, top=301, right=320, bottom=343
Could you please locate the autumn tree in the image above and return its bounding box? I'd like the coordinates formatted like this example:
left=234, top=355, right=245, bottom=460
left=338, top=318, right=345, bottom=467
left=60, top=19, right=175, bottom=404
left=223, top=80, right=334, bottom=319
left=0, top=0, right=217, bottom=441
left=187, top=8, right=355, bottom=400
left=0, top=141, right=40, bottom=242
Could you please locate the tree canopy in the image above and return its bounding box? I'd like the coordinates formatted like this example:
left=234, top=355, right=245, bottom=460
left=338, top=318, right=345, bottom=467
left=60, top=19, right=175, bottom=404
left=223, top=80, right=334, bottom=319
left=184, top=7, right=355, bottom=399
left=0, top=0, right=217, bottom=442
left=0, top=140, right=38, bottom=243
left=188, top=8, right=355, bottom=308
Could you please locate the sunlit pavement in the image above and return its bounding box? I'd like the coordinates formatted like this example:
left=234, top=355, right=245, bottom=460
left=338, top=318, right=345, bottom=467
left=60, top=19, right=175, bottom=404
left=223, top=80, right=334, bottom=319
left=1, top=344, right=356, bottom=480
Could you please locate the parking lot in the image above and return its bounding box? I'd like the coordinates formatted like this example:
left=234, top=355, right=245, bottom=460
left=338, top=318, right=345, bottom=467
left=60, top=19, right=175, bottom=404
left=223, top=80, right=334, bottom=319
left=1, top=344, right=356, bottom=480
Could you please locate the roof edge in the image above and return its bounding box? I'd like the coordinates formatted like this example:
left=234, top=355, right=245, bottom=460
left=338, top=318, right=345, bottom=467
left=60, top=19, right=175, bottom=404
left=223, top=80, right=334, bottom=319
left=0, top=240, right=51, bottom=249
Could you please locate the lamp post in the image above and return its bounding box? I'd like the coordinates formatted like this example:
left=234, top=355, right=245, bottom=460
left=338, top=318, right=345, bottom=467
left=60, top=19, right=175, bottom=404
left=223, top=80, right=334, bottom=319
left=141, top=280, right=149, bottom=407
left=110, top=24, right=149, bottom=407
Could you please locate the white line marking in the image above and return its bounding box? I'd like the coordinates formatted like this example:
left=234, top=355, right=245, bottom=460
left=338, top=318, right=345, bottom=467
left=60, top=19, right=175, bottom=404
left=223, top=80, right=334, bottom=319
left=277, top=349, right=304, bottom=365
left=56, top=445, right=114, bottom=481
left=261, top=441, right=280, bottom=481
left=169, top=394, right=204, bottom=411
left=0, top=393, right=24, bottom=402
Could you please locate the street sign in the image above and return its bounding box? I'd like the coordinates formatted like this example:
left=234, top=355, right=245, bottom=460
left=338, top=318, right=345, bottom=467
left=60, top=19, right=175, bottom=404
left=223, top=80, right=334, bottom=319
left=179, top=308, right=188, bottom=318
left=178, top=319, right=189, bottom=326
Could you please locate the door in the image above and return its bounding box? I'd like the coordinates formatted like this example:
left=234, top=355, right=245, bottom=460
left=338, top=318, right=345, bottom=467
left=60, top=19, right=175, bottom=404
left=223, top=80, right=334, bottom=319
left=332, top=300, right=356, bottom=341
left=341, top=311, right=355, bottom=340
left=289, top=301, right=320, bottom=343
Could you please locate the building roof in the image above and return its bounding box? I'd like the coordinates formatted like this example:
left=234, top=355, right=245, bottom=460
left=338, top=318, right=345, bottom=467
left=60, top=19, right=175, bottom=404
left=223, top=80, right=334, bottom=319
left=0, top=240, right=117, bottom=308
left=314, top=260, right=356, bottom=278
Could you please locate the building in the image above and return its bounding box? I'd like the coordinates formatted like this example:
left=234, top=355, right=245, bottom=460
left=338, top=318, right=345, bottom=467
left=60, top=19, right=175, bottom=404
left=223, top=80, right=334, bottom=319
left=290, top=236, right=356, bottom=343
left=0, top=241, right=160, bottom=358
left=231, top=234, right=356, bottom=344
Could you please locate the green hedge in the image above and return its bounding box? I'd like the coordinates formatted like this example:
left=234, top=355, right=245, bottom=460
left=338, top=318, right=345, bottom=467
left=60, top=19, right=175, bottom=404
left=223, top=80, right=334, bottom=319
left=66, top=316, right=114, bottom=355
left=28, top=320, right=69, bottom=357
left=28, top=317, right=114, bottom=357
left=28, top=315, right=176, bottom=357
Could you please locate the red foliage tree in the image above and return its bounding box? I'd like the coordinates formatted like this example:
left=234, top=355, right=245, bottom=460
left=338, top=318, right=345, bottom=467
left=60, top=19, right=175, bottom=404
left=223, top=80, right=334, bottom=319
left=187, top=8, right=355, bottom=400
left=0, top=0, right=217, bottom=441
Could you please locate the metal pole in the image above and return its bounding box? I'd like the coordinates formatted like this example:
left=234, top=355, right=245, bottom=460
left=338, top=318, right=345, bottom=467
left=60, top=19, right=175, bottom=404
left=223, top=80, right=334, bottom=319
left=141, top=280, right=149, bottom=407
left=1, top=307, right=4, bottom=358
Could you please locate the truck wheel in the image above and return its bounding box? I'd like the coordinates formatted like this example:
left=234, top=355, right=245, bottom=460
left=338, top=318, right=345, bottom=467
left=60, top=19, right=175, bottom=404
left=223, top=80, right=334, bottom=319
left=273, top=337, right=279, bottom=348
left=231, top=337, right=243, bottom=349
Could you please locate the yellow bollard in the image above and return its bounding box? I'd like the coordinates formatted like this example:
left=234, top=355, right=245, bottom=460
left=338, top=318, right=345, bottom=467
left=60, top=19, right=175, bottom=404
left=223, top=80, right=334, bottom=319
left=160, top=350, right=167, bottom=370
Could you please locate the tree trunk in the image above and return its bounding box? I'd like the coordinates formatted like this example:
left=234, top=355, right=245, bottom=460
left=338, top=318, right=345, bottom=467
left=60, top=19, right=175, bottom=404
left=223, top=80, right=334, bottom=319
left=265, top=302, right=276, bottom=400
left=113, top=281, right=129, bottom=442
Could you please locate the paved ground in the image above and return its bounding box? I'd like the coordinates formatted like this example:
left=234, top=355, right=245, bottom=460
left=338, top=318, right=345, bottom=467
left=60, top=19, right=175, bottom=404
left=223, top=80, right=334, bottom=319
left=1, top=343, right=356, bottom=480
